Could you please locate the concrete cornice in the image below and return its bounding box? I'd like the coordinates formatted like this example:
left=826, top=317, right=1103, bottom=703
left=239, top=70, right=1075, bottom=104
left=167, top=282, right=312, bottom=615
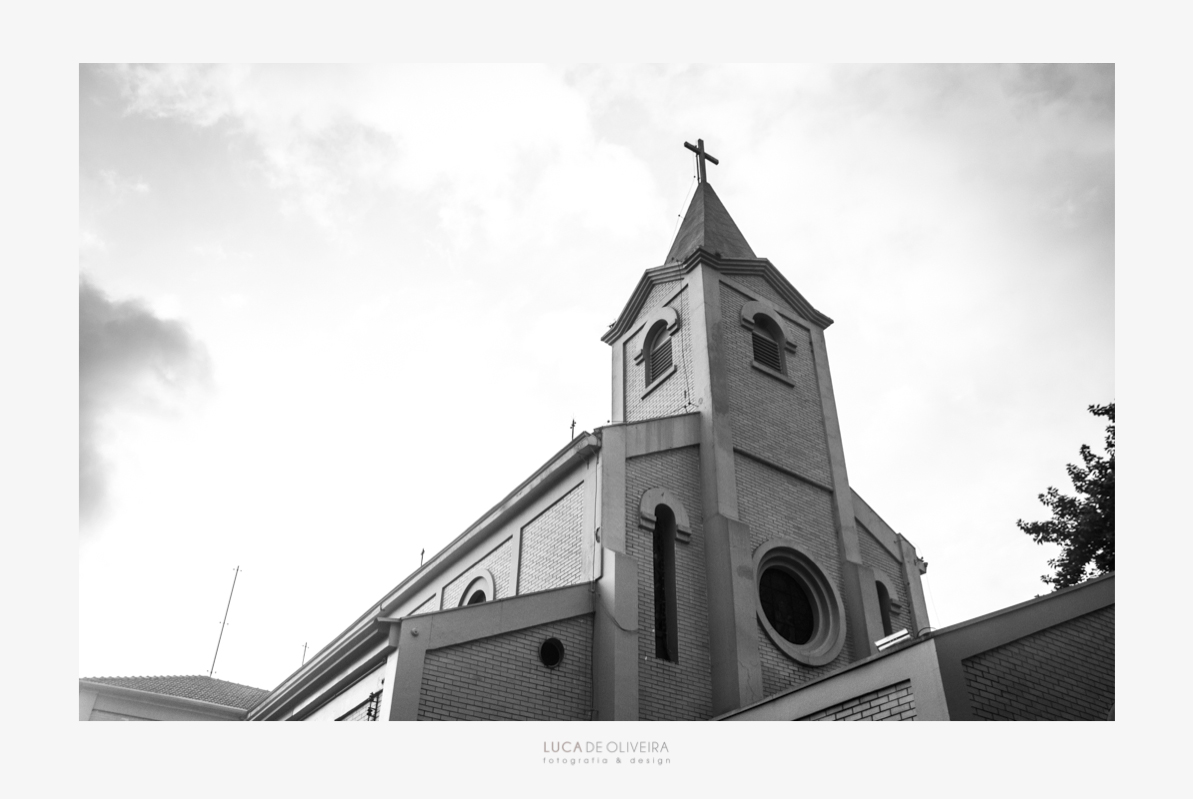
left=602, top=249, right=832, bottom=345
left=390, top=582, right=594, bottom=650
left=932, top=571, right=1114, bottom=640
left=249, top=432, right=602, bottom=720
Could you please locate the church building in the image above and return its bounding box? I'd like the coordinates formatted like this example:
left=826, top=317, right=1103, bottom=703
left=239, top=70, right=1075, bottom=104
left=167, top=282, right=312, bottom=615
left=245, top=140, right=945, bottom=721
left=84, top=141, right=1112, bottom=722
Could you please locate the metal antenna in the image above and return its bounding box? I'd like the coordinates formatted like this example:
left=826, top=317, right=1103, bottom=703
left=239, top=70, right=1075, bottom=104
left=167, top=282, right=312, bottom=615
left=570, top=419, right=577, bottom=440
left=208, top=566, right=241, bottom=677
left=420, top=548, right=425, bottom=567
left=301, top=642, right=309, bottom=666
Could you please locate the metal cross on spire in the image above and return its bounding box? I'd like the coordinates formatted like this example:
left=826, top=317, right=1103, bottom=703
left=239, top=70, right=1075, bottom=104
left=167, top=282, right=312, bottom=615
left=684, top=138, right=719, bottom=183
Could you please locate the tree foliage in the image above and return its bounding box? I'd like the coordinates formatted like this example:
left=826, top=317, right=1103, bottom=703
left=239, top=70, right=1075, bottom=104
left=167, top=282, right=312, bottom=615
left=1017, top=403, right=1114, bottom=590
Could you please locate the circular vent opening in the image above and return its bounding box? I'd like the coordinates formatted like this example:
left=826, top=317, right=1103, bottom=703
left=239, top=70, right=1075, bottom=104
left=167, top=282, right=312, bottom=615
left=753, top=541, right=846, bottom=667
left=539, top=637, right=564, bottom=669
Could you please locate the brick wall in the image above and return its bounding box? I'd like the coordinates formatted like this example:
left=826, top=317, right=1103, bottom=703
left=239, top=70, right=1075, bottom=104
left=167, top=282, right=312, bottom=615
left=411, top=593, right=438, bottom=616
left=624, top=446, right=713, bottom=720
left=734, top=453, right=852, bottom=695
left=517, top=483, right=585, bottom=594
left=625, top=286, right=696, bottom=423
left=732, top=275, right=800, bottom=320
left=857, top=522, right=911, bottom=636
left=442, top=537, right=514, bottom=608
left=800, top=680, right=916, bottom=721
left=416, top=615, right=593, bottom=720
left=963, top=605, right=1114, bottom=720
left=721, top=283, right=830, bottom=486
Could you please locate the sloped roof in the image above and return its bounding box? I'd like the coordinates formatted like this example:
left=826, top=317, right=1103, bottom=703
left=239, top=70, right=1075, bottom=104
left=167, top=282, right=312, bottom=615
left=81, top=675, right=270, bottom=710
left=664, top=181, right=756, bottom=264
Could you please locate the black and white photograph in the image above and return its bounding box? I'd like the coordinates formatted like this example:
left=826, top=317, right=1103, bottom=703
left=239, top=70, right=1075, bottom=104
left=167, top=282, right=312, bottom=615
left=50, top=51, right=1137, bottom=792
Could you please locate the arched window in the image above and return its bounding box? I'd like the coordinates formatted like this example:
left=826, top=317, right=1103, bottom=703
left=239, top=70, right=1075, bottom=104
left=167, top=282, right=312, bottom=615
left=645, top=320, right=673, bottom=385
left=876, top=581, right=894, bottom=637
left=872, top=572, right=902, bottom=639
left=652, top=504, right=678, bottom=661
left=457, top=570, right=495, bottom=607
left=633, top=306, right=680, bottom=393
left=751, top=314, right=784, bottom=373
left=740, top=299, right=795, bottom=382
left=639, top=488, right=693, bottom=663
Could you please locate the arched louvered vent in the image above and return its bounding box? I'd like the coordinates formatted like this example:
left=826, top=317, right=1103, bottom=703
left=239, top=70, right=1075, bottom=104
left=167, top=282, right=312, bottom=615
left=752, top=331, right=781, bottom=372
left=649, top=336, right=673, bottom=383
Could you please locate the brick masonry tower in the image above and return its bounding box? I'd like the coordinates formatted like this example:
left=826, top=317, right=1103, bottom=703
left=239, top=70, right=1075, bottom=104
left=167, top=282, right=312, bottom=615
left=599, top=143, right=930, bottom=717
left=242, top=142, right=933, bottom=723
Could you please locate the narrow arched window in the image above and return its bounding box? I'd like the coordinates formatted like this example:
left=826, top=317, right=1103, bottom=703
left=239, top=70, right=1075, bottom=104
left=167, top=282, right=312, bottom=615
left=645, top=321, right=673, bottom=385
left=652, top=504, right=678, bottom=662
left=876, top=581, right=894, bottom=637
left=457, top=571, right=494, bottom=607
left=751, top=313, right=784, bottom=374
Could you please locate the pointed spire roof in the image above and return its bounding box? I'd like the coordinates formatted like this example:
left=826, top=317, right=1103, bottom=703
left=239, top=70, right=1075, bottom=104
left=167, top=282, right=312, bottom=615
left=664, top=181, right=756, bottom=265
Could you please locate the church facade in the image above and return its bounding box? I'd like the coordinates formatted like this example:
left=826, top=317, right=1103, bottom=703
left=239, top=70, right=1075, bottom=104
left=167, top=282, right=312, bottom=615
left=247, top=146, right=940, bottom=721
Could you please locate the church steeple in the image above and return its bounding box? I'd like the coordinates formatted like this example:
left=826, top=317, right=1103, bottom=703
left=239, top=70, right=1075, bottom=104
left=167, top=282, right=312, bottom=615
left=665, top=141, right=755, bottom=265
left=664, top=180, right=757, bottom=264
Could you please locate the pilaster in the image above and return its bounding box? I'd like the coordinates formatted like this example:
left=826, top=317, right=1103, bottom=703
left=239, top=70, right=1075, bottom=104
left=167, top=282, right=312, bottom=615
left=592, top=425, right=639, bottom=719
left=690, top=263, right=763, bottom=713
left=898, top=535, right=931, bottom=636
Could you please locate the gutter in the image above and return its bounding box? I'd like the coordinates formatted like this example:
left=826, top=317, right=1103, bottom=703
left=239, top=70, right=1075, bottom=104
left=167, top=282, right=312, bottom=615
left=80, top=681, right=251, bottom=720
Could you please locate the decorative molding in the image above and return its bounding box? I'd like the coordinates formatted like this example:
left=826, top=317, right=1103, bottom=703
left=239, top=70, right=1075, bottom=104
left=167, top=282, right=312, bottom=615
left=602, top=248, right=832, bottom=346
left=632, top=305, right=680, bottom=364
left=739, top=299, right=798, bottom=353
left=639, top=487, right=693, bottom=544
left=458, top=569, right=496, bottom=606
left=753, top=540, right=847, bottom=667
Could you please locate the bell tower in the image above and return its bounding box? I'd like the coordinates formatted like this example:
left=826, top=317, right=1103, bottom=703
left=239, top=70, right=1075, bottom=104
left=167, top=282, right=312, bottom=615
left=601, top=141, right=927, bottom=716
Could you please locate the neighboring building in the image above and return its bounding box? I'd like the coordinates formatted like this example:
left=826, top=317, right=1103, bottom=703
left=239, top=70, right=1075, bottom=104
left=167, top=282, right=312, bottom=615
left=719, top=572, right=1114, bottom=721
left=79, top=675, right=270, bottom=721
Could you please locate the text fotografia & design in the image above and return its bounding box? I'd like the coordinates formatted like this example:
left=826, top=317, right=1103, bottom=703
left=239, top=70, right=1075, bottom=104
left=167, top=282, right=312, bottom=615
left=542, top=741, right=671, bottom=766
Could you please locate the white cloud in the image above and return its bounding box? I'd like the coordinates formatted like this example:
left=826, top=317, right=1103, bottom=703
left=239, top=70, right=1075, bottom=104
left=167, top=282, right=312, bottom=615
left=108, top=64, right=665, bottom=249
left=99, top=168, right=150, bottom=196
left=221, top=293, right=249, bottom=310
left=79, top=228, right=106, bottom=253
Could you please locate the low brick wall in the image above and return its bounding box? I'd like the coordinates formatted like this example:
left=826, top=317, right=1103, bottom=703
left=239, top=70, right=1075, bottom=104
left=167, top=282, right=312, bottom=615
left=800, top=680, right=916, bottom=721
left=963, top=605, right=1114, bottom=720
left=417, top=615, right=593, bottom=720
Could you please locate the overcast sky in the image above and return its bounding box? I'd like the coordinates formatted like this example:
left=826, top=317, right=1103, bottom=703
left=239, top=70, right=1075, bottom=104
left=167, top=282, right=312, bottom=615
left=78, top=64, right=1113, bottom=692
